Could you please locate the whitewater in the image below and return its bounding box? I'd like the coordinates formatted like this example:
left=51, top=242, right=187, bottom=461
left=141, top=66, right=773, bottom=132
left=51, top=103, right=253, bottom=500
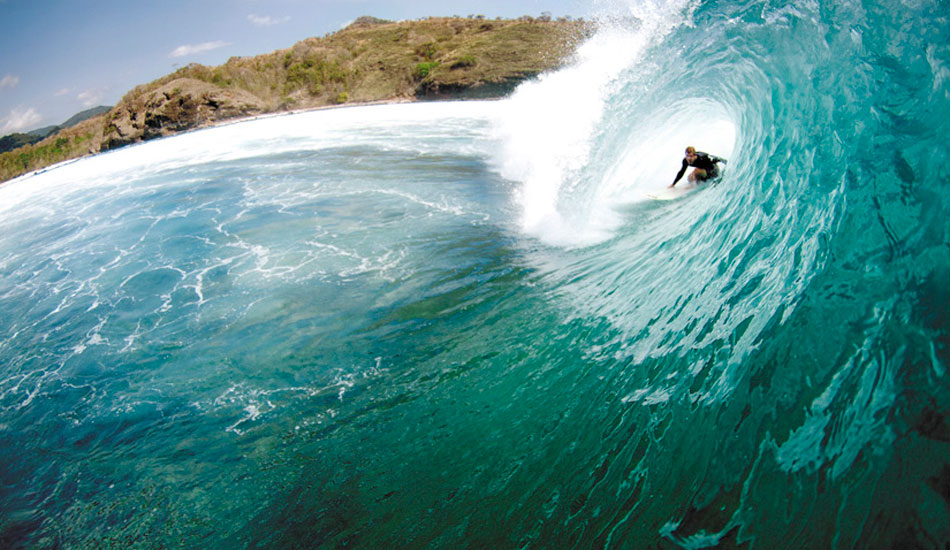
left=1, top=0, right=949, bottom=548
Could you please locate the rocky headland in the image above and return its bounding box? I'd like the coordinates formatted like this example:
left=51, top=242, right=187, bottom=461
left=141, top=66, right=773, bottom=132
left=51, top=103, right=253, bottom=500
left=1, top=15, right=589, bottom=183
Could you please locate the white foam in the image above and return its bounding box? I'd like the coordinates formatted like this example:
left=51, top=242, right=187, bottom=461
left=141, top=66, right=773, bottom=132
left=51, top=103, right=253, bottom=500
left=0, top=101, right=501, bottom=218
left=605, top=102, right=737, bottom=203
left=493, top=0, right=714, bottom=247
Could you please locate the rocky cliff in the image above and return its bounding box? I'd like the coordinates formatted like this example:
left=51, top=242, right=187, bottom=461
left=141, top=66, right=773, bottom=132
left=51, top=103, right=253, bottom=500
left=103, top=79, right=268, bottom=149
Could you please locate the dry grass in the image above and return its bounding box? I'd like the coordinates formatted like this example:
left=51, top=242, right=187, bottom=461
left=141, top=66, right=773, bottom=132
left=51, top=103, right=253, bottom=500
left=1, top=16, right=590, bottom=184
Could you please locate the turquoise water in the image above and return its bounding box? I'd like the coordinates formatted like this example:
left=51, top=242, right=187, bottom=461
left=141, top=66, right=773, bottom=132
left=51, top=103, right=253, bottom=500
left=2, top=0, right=949, bottom=548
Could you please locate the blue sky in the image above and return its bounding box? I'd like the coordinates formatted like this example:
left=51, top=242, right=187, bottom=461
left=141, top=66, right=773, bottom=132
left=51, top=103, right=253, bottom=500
left=0, top=0, right=587, bottom=134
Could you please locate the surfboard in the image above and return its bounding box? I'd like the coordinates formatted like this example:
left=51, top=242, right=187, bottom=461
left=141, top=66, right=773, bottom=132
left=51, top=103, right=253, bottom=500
left=644, top=183, right=700, bottom=201
left=644, top=165, right=725, bottom=201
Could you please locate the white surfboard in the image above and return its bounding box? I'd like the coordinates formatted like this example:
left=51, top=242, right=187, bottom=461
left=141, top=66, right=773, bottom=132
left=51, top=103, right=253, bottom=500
left=644, top=182, right=700, bottom=201
left=647, top=164, right=726, bottom=200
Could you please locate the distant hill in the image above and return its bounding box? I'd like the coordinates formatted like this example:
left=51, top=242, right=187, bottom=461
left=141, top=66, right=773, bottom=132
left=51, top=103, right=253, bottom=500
left=0, top=133, right=37, bottom=153
left=0, top=105, right=111, bottom=154
left=1, top=15, right=589, bottom=183
left=27, top=125, right=59, bottom=138
left=59, top=105, right=112, bottom=130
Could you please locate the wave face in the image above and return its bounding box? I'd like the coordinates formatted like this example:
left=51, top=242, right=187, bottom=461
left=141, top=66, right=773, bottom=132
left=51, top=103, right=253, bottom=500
left=1, top=1, right=949, bottom=548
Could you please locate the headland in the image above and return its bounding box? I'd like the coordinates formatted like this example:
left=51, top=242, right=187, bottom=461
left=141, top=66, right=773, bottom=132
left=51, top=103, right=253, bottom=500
left=0, top=15, right=590, bottom=184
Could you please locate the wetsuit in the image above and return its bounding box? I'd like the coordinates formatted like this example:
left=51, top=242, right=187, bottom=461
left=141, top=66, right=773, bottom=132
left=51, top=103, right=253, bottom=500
left=672, top=151, right=724, bottom=187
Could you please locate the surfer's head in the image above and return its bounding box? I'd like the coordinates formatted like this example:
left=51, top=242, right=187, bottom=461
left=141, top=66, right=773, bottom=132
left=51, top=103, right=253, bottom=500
left=685, top=146, right=697, bottom=161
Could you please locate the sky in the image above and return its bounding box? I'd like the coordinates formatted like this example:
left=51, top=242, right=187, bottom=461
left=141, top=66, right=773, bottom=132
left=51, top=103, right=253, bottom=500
left=0, top=0, right=588, bottom=135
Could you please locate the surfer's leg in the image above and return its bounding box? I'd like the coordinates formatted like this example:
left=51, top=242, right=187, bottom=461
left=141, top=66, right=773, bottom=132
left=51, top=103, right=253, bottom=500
left=688, top=168, right=707, bottom=182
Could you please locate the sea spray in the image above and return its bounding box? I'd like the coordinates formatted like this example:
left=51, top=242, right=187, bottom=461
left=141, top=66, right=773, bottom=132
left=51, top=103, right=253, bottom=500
left=494, top=0, right=695, bottom=246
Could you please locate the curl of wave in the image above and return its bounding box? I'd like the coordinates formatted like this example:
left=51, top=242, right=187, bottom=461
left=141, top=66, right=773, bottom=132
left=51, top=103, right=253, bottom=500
left=494, top=0, right=950, bottom=546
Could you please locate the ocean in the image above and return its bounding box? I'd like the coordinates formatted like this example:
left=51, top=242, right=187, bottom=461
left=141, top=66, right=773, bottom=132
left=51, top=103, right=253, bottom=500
left=1, top=0, right=948, bottom=548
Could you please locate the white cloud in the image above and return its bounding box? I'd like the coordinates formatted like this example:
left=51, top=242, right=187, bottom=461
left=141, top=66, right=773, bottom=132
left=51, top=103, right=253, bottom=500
left=1, top=107, right=43, bottom=134
left=77, top=89, right=106, bottom=107
left=55, top=88, right=72, bottom=97
left=0, top=74, right=20, bottom=90
left=169, top=41, right=230, bottom=59
left=248, top=14, right=290, bottom=27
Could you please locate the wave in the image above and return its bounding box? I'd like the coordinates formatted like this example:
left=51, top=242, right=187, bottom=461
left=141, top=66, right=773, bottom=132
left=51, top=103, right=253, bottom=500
left=0, top=0, right=948, bottom=548
left=492, top=0, right=950, bottom=545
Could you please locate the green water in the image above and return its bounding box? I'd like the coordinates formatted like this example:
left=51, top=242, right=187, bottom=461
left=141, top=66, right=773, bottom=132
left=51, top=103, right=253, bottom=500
left=2, top=0, right=950, bottom=547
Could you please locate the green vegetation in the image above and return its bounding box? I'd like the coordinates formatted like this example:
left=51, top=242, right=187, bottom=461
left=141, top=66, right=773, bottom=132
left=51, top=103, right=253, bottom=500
left=415, top=41, right=439, bottom=61
left=0, top=133, right=36, bottom=153
left=285, top=56, right=348, bottom=94
left=1, top=15, right=591, bottom=184
left=413, top=61, right=440, bottom=80
left=0, top=105, right=110, bottom=155
left=0, top=123, right=101, bottom=178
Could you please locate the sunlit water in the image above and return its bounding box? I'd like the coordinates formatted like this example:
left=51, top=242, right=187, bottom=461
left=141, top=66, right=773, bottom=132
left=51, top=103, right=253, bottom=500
left=2, top=0, right=949, bottom=548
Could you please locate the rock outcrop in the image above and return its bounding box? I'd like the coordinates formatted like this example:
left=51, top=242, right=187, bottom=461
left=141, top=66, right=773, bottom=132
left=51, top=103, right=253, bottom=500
left=103, top=79, right=267, bottom=149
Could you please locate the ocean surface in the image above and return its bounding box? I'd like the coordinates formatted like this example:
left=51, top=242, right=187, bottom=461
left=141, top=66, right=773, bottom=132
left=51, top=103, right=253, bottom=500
left=1, top=0, right=949, bottom=548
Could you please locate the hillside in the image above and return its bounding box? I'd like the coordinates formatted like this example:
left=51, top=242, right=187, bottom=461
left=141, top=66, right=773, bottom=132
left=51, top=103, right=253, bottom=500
left=0, top=133, right=36, bottom=153
left=0, top=105, right=111, bottom=154
left=0, top=16, right=589, bottom=184
left=59, top=105, right=113, bottom=131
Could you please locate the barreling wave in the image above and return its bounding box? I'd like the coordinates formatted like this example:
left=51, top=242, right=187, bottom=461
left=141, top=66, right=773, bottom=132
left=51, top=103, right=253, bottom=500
left=0, top=0, right=947, bottom=548
left=492, top=0, right=950, bottom=546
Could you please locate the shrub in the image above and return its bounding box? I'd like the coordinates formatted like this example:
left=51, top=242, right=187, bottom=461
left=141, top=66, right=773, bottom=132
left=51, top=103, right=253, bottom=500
left=450, top=56, right=477, bottom=69
left=415, top=42, right=438, bottom=61
left=413, top=62, right=440, bottom=80
left=211, top=70, right=231, bottom=87
left=285, top=56, right=348, bottom=95
left=350, top=16, right=392, bottom=28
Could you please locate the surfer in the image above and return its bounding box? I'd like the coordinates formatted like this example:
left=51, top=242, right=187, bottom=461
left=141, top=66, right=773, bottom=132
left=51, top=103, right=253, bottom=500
left=670, top=146, right=727, bottom=187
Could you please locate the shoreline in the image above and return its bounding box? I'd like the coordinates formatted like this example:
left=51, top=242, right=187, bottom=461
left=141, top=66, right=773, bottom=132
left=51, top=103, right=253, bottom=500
left=197, top=96, right=418, bottom=131
left=2, top=15, right=586, bottom=185
left=199, top=94, right=511, bottom=131
left=2, top=95, right=508, bottom=187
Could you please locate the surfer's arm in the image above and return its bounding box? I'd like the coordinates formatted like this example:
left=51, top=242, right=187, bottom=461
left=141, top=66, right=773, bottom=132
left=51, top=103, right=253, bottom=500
left=670, top=160, right=688, bottom=187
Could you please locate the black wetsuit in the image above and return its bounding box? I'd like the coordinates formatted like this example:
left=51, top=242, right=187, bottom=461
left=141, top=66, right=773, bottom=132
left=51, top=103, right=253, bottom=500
left=672, top=151, right=724, bottom=186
